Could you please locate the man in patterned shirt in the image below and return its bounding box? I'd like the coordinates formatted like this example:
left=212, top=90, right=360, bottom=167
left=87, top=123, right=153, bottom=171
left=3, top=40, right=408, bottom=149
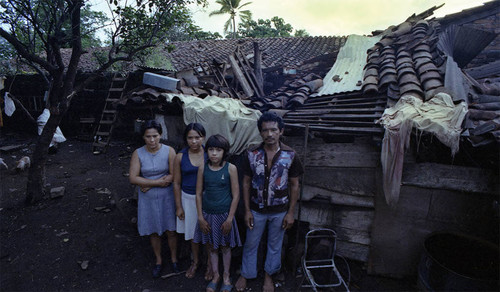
left=236, top=112, right=303, bottom=292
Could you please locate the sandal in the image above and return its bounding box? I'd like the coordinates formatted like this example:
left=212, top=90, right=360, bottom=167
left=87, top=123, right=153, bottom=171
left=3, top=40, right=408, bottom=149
left=220, top=283, right=233, bottom=292
left=206, top=280, right=219, bottom=292
left=152, top=264, right=162, bottom=278
left=185, top=261, right=199, bottom=278
left=171, top=262, right=180, bottom=274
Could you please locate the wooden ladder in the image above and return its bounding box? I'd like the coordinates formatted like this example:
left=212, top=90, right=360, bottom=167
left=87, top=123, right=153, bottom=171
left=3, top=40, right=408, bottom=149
left=92, top=73, right=128, bottom=154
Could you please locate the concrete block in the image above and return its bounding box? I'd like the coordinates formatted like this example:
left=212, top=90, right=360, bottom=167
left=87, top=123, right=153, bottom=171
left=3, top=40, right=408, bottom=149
left=143, top=72, right=179, bottom=91
left=50, top=186, right=65, bottom=198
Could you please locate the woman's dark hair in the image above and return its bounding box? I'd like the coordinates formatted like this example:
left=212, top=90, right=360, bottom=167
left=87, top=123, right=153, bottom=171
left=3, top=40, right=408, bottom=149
left=183, top=123, right=206, bottom=144
left=257, top=112, right=284, bottom=132
left=141, top=120, right=162, bottom=136
left=205, top=134, right=230, bottom=163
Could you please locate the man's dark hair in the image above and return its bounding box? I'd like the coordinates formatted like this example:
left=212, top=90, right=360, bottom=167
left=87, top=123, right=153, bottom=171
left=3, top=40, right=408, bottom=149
left=141, top=120, right=162, bottom=136
left=183, top=123, right=206, bottom=144
left=205, top=134, right=230, bottom=162
left=257, top=112, right=284, bottom=132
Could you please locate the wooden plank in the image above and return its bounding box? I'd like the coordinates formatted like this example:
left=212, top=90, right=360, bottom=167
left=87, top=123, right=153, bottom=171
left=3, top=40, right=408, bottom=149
left=285, top=113, right=382, bottom=119
left=253, top=42, right=264, bottom=95
left=304, top=167, right=377, bottom=196
left=300, top=100, right=387, bottom=109
left=0, top=144, right=25, bottom=152
left=286, top=124, right=384, bottom=134
left=336, top=226, right=371, bottom=245
left=333, top=206, right=375, bottom=233
left=287, top=107, right=385, bottom=114
left=240, top=46, right=263, bottom=97
left=337, top=240, right=369, bottom=262
left=299, top=203, right=374, bottom=234
left=299, top=204, right=372, bottom=262
left=228, top=54, right=253, bottom=97
left=290, top=141, right=380, bottom=168
left=283, top=119, right=377, bottom=127
left=302, top=185, right=375, bottom=208
left=401, top=162, right=499, bottom=194
left=235, top=50, right=263, bottom=97
left=304, top=97, right=386, bottom=105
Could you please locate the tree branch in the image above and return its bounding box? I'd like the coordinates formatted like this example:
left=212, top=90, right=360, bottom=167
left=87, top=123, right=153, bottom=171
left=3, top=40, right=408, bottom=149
left=0, top=28, right=57, bottom=72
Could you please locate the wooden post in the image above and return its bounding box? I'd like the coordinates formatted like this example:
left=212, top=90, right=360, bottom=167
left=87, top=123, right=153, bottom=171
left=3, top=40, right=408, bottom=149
left=253, top=42, right=264, bottom=95
left=293, top=124, right=309, bottom=276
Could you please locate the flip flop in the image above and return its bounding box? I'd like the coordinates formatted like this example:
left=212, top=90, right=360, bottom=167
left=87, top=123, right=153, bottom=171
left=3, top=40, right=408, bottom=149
left=220, top=283, right=233, bottom=292
left=206, top=280, right=218, bottom=292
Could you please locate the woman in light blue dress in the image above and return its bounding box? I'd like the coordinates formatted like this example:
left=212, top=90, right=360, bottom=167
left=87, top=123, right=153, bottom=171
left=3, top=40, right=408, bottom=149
left=129, top=120, right=178, bottom=278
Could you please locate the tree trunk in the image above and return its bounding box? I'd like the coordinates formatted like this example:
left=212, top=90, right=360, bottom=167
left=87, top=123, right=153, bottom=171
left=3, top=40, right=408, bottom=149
left=25, top=110, right=63, bottom=205
left=232, top=16, right=236, bottom=38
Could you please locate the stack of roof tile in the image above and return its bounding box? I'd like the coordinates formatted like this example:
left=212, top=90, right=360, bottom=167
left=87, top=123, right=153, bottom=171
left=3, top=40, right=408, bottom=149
left=248, top=73, right=323, bottom=111
left=362, top=19, right=444, bottom=102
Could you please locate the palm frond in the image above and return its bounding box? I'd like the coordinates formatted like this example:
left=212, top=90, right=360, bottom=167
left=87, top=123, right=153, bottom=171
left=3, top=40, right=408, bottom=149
left=238, top=1, right=252, bottom=9
left=223, top=18, right=232, bottom=34
left=240, top=10, right=252, bottom=21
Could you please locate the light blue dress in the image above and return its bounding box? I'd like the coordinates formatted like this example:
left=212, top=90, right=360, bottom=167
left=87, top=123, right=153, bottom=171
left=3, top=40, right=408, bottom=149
left=136, top=144, right=176, bottom=236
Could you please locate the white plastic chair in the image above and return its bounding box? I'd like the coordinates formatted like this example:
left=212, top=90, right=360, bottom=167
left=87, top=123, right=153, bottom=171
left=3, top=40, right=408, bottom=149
left=301, top=228, right=349, bottom=291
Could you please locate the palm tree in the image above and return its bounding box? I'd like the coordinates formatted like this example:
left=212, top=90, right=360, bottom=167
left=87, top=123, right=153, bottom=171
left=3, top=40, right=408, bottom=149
left=209, top=0, right=252, bottom=38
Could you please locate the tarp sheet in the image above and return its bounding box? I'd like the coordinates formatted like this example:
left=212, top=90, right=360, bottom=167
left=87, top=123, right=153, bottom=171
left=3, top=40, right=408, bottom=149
left=164, top=94, right=262, bottom=155
left=378, top=93, right=468, bottom=206
left=37, top=109, right=66, bottom=147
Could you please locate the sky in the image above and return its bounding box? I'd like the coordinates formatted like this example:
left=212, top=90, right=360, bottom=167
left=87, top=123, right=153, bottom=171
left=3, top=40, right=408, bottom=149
left=187, top=0, right=490, bottom=36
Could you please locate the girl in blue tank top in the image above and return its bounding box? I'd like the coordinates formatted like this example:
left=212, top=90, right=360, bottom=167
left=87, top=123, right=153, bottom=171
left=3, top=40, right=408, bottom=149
left=193, top=134, right=241, bottom=292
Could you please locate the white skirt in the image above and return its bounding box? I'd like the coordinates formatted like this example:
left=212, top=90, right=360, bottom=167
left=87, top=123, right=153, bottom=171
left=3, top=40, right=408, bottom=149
left=176, top=191, right=198, bottom=240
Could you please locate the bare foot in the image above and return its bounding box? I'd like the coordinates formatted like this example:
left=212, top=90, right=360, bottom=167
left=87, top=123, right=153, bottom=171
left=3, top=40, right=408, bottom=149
left=185, top=261, right=198, bottom=278
left=204, top=265, right=213, bottom=281
left=263, top=273, right=274, bottom=292
left=235, top=275, right=247, bottom=292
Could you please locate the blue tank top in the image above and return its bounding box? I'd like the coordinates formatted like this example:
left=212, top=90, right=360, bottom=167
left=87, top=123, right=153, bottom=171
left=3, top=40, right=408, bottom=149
left=180, top=147, right=207, bottom=195
left=202, top=162, right=232, bottom=214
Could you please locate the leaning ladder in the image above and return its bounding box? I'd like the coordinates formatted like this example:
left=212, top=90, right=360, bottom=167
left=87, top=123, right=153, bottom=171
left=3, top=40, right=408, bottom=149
left=92, top=73, right=128, bottom=154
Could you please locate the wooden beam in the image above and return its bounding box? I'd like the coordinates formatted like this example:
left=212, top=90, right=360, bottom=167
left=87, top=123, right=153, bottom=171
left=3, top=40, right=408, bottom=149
left=284, top=119, right=378, bottom=127
left=402, top=162, right=499, bottom=194
left=285, top=113, right=382, bottom=120
left=234, top=48, right=264, bottom=97
left=302, top=184, right=375, bottom=207
left=301, top=100, right=387, bottom=109
left=287, top=107, right=385, bottom=115
left=285, top=124, right=384, bottom=134
left=228, top=54, right=253, bottom=98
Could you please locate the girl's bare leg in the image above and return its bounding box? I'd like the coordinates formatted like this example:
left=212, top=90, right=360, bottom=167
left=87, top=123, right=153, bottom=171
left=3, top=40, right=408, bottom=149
left=221, top=246, right=231, bottom=285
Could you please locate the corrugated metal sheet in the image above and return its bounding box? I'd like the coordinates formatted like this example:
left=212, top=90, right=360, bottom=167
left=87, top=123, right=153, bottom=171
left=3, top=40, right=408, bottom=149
left=316, top=35, right=382, bottom=96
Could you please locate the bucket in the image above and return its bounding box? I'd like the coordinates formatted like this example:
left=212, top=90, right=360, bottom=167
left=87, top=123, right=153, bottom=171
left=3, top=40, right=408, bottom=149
left=418, top=232, right=499, bottom=291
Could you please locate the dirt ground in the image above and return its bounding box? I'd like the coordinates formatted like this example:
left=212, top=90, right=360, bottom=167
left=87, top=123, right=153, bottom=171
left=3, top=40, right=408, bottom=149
left=0, top=132, right=416, bottom=291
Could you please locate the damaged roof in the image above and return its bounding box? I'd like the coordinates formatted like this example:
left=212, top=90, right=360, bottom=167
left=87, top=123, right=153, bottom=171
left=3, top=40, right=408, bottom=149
left=47, top=36, right=347, bottom=74
left=258, top=2, right=499, bottom=144
left=165, top=36, right=347, bottom=71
